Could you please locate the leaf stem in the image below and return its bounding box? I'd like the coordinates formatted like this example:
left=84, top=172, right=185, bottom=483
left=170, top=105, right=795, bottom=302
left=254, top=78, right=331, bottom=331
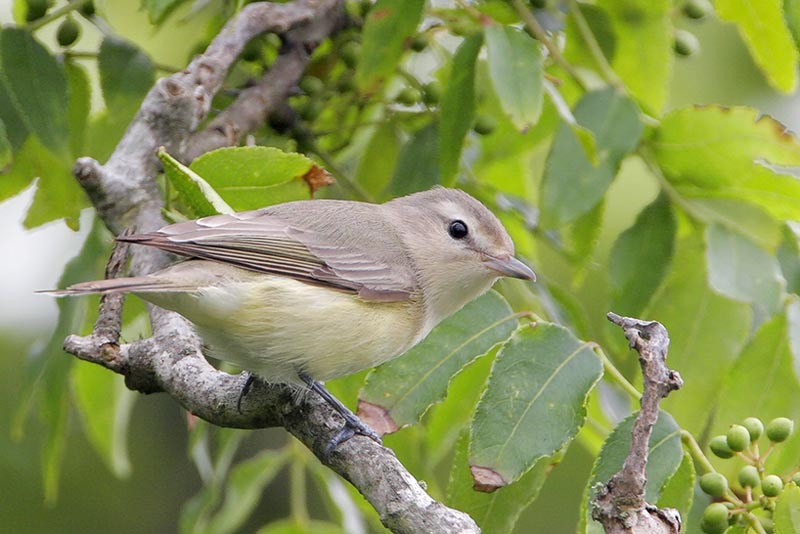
left=28, top=0, right=92, bottom=31
left=637, top=146, right=710, bottom=225
left=510, top=0, right=587, bottom=91
left=565, top=0, right=624, bottom=89
left=680, top=429, right=715, bottom=474
left=597, top=348, right=641, bottom=400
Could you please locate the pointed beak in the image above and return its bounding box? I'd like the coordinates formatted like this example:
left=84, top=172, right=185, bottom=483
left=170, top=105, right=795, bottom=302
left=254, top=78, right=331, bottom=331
left=483, top=254, right=536, bottom=281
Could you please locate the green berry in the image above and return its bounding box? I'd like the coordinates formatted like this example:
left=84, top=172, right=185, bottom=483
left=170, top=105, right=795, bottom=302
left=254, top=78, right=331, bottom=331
left=682, top=0, right=712, bottom=19
left=410, top=34, right=428, bottom=52
left=701, top=502, right=729, bottom=534
left=25, top=0, right=49, bottom=22
left=56, top=17, right=81, bottom=48
left=395, top=87, right=421, bottom=106
left=766, top=417, right=794, bottom=442
left=422, top=81, right=441, bottom=105
left=727, top=424, right=751, bottom=452
left=473, top=115, right=497, bottom=136
left=79, top=1, right=95, bottom=16
left=340, top=41, right=360, bottom=68
left=699, top=472, right=729, bottom=497
left=762, top=474, right=784, bottom=497
left=299, top=99, right=323, bottom=121
left=299, top=76, right=325, bottom=96
left=738, top=465, right=760, bottom=488
left=742, top=417, right=764, bottom=441
left=709, top=435, right=734, bottom=459
left=673, top=29, right=700, bottom=57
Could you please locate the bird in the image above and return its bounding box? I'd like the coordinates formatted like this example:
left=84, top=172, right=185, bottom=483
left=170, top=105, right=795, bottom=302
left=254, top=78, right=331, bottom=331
left=53, top=187, right=535, bottom=453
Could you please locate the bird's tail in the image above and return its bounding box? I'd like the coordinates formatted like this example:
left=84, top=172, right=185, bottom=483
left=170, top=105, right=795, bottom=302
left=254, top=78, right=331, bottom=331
left=39, top=277, right=195, bottom=297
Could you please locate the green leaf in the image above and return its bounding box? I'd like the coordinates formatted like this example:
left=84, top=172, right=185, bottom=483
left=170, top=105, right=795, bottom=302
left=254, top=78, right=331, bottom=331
left=596, top=0, right=672, bottom=115
left=256, top=519, right=345, bottom=534
left=779, top=224, right=800, bottom=294
left=568, top=200, right=604, bottom=278
left=706, top=224, right=785, bottom=315
left=358, top=291, right=517, bottom=434
left=711, top=304, right=800, bottom=472
left=688, top=197, right=782, bottom=251
left=160, top=148, right=233, bottom=217
left=14, top=219, right=110, bottom=502
left=651, top=106, right=800, bottom=221
left=469, top=322, right=603, bottom=489
left=98, top=36, right=155, bottom=120
left=0, top=27, right=68, bottom=153
left=717, top=0, right=798, bottom=93
left=72, top=362, right=135, bottom=478
left=354, top=120, right=400, bottom=199
left=190, top=146, right=329, bottom=210
left=564, top=3, right=616, bottom=72
left=356, top=0, right=425, bottom=93
left=389, top=122, right=440, bottom=196
left=787, top=0, right=800, bottom=49
left=656, top=452, right=695, bottom=517
left=65, top=60, right=91, bottom=157
left=206, top=450, right=290, bottom=534
left=644, top=231, right=752, bottom=435
left=581, top=411, right=683, bottom=534
left=484, top=25, right=543, bottom=132
left=142, top=0, right=188, bottom=24
left=540, top=88, right=643, bottom=228
left=609, top=194, right=675, bottom=317
left=439, top=33, right=482, bottom=185
left=775, top=483, right=800, bottom=534
left=448, top=431, right=549, bottom=534
left=0, top=75, right=27, bottom=151
left=4, top=136, right=87, bottom=229
left=0, top=118, right=11, bottom=170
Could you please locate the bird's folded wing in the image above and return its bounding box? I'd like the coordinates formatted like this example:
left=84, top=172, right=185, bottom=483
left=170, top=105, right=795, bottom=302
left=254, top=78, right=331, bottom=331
left=118, top=211, right=416, bottom=302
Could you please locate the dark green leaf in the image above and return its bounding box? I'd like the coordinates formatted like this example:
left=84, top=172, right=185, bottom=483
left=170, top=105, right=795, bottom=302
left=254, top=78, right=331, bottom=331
left=656, top=452, right=695, bottom=519
left=568, top=200, right=605, bottom=278
left=356, top=0, right=425, bottom=93
left=644, top=232, right=751, bottom=435
left=540, top=88, right=643, bottom=228
left=354, top=120, right=401, bottom=199
left=160, top=148, right=233, bottom=217
left=484, top=25, right=543, bottom=132
left=98, top=36, right=155, bottom=120
left=706, top=224, right=785, bottom=315
left=609, top=194, right=675, bottom=316
left=778, top=224, right=800, bottom=294
left=66, top=60, right=91, bottom=156
left=448, top=431, right=549, bottom=533
left=358, top=291, right=516, bottom=434
left=0, top=74, right=28, bottom=151
left=439, top=33, right=482, bottom=185
left=257, top=519, right=345, bottom=534
left=470, top=322, right=603, bottom=488
left=0, top=28, right=68, bottom=153
left=190, top=146, right=327, bottom=210
left=0, top=118, right=11, bottom=170
left=389, top=122, right=439, bottom=196
left=581, top=411, right=682, bottom=533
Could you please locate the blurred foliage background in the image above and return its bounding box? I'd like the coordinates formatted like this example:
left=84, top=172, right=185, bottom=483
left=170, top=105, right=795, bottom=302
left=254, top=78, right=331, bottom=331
left=2, top=0, right=800, bottom=533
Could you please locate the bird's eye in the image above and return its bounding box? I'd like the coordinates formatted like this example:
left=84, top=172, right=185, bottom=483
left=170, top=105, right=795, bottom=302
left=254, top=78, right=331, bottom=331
left=448, top=220, right=468, bottom=239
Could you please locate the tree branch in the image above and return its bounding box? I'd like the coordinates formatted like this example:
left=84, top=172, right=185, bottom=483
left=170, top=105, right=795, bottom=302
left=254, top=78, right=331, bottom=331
left=63, top=1, right=479, bottom=532
left=591, top=313, right=684, bottom=534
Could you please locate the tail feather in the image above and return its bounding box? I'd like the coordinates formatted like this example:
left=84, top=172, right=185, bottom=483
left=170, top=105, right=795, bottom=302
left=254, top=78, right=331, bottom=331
left=40, top=277, right=197, bottom=297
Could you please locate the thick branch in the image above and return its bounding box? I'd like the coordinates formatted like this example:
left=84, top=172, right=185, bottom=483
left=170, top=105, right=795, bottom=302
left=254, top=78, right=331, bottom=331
left=63, top=1, right=478, bottom=532
left=591, top=313, right=684, bottom=534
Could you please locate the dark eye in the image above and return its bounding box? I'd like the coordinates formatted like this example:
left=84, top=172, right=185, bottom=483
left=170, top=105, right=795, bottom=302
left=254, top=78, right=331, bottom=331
left=448, top=220, right=468, bottom=239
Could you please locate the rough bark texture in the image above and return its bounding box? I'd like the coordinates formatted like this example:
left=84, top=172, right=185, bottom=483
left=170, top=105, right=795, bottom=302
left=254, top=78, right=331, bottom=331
left=62, top=2, right=479, bottom=532
left=591, top=313, right=684, bottom=534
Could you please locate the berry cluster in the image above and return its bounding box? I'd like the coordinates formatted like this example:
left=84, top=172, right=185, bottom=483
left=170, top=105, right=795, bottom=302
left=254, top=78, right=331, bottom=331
left=699, top=417, right=797, bottom=533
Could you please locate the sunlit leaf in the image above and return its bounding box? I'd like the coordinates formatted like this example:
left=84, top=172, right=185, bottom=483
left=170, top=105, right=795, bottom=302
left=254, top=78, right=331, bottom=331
left=159, top=148, right=233, bottom=217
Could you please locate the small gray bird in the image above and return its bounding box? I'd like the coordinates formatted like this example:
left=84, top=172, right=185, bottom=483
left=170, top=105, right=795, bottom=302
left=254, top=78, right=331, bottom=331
left=56, top=187, right=535, bottom=451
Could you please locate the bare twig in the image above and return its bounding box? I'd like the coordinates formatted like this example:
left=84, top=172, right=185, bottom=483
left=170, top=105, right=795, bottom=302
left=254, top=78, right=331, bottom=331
left=62, top=2, right=478, bottom=532
left=591, top=312, right=684, bottom=534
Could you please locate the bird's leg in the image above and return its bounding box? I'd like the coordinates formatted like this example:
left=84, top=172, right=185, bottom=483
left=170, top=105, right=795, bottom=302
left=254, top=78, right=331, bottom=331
left=298, top=371, right=381, bottom=456
left=237, top=371, right=259, bottom=413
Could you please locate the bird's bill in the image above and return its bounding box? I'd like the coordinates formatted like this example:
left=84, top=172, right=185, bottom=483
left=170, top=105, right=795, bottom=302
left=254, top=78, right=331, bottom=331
left=483, top=254, right=536, bottom=281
